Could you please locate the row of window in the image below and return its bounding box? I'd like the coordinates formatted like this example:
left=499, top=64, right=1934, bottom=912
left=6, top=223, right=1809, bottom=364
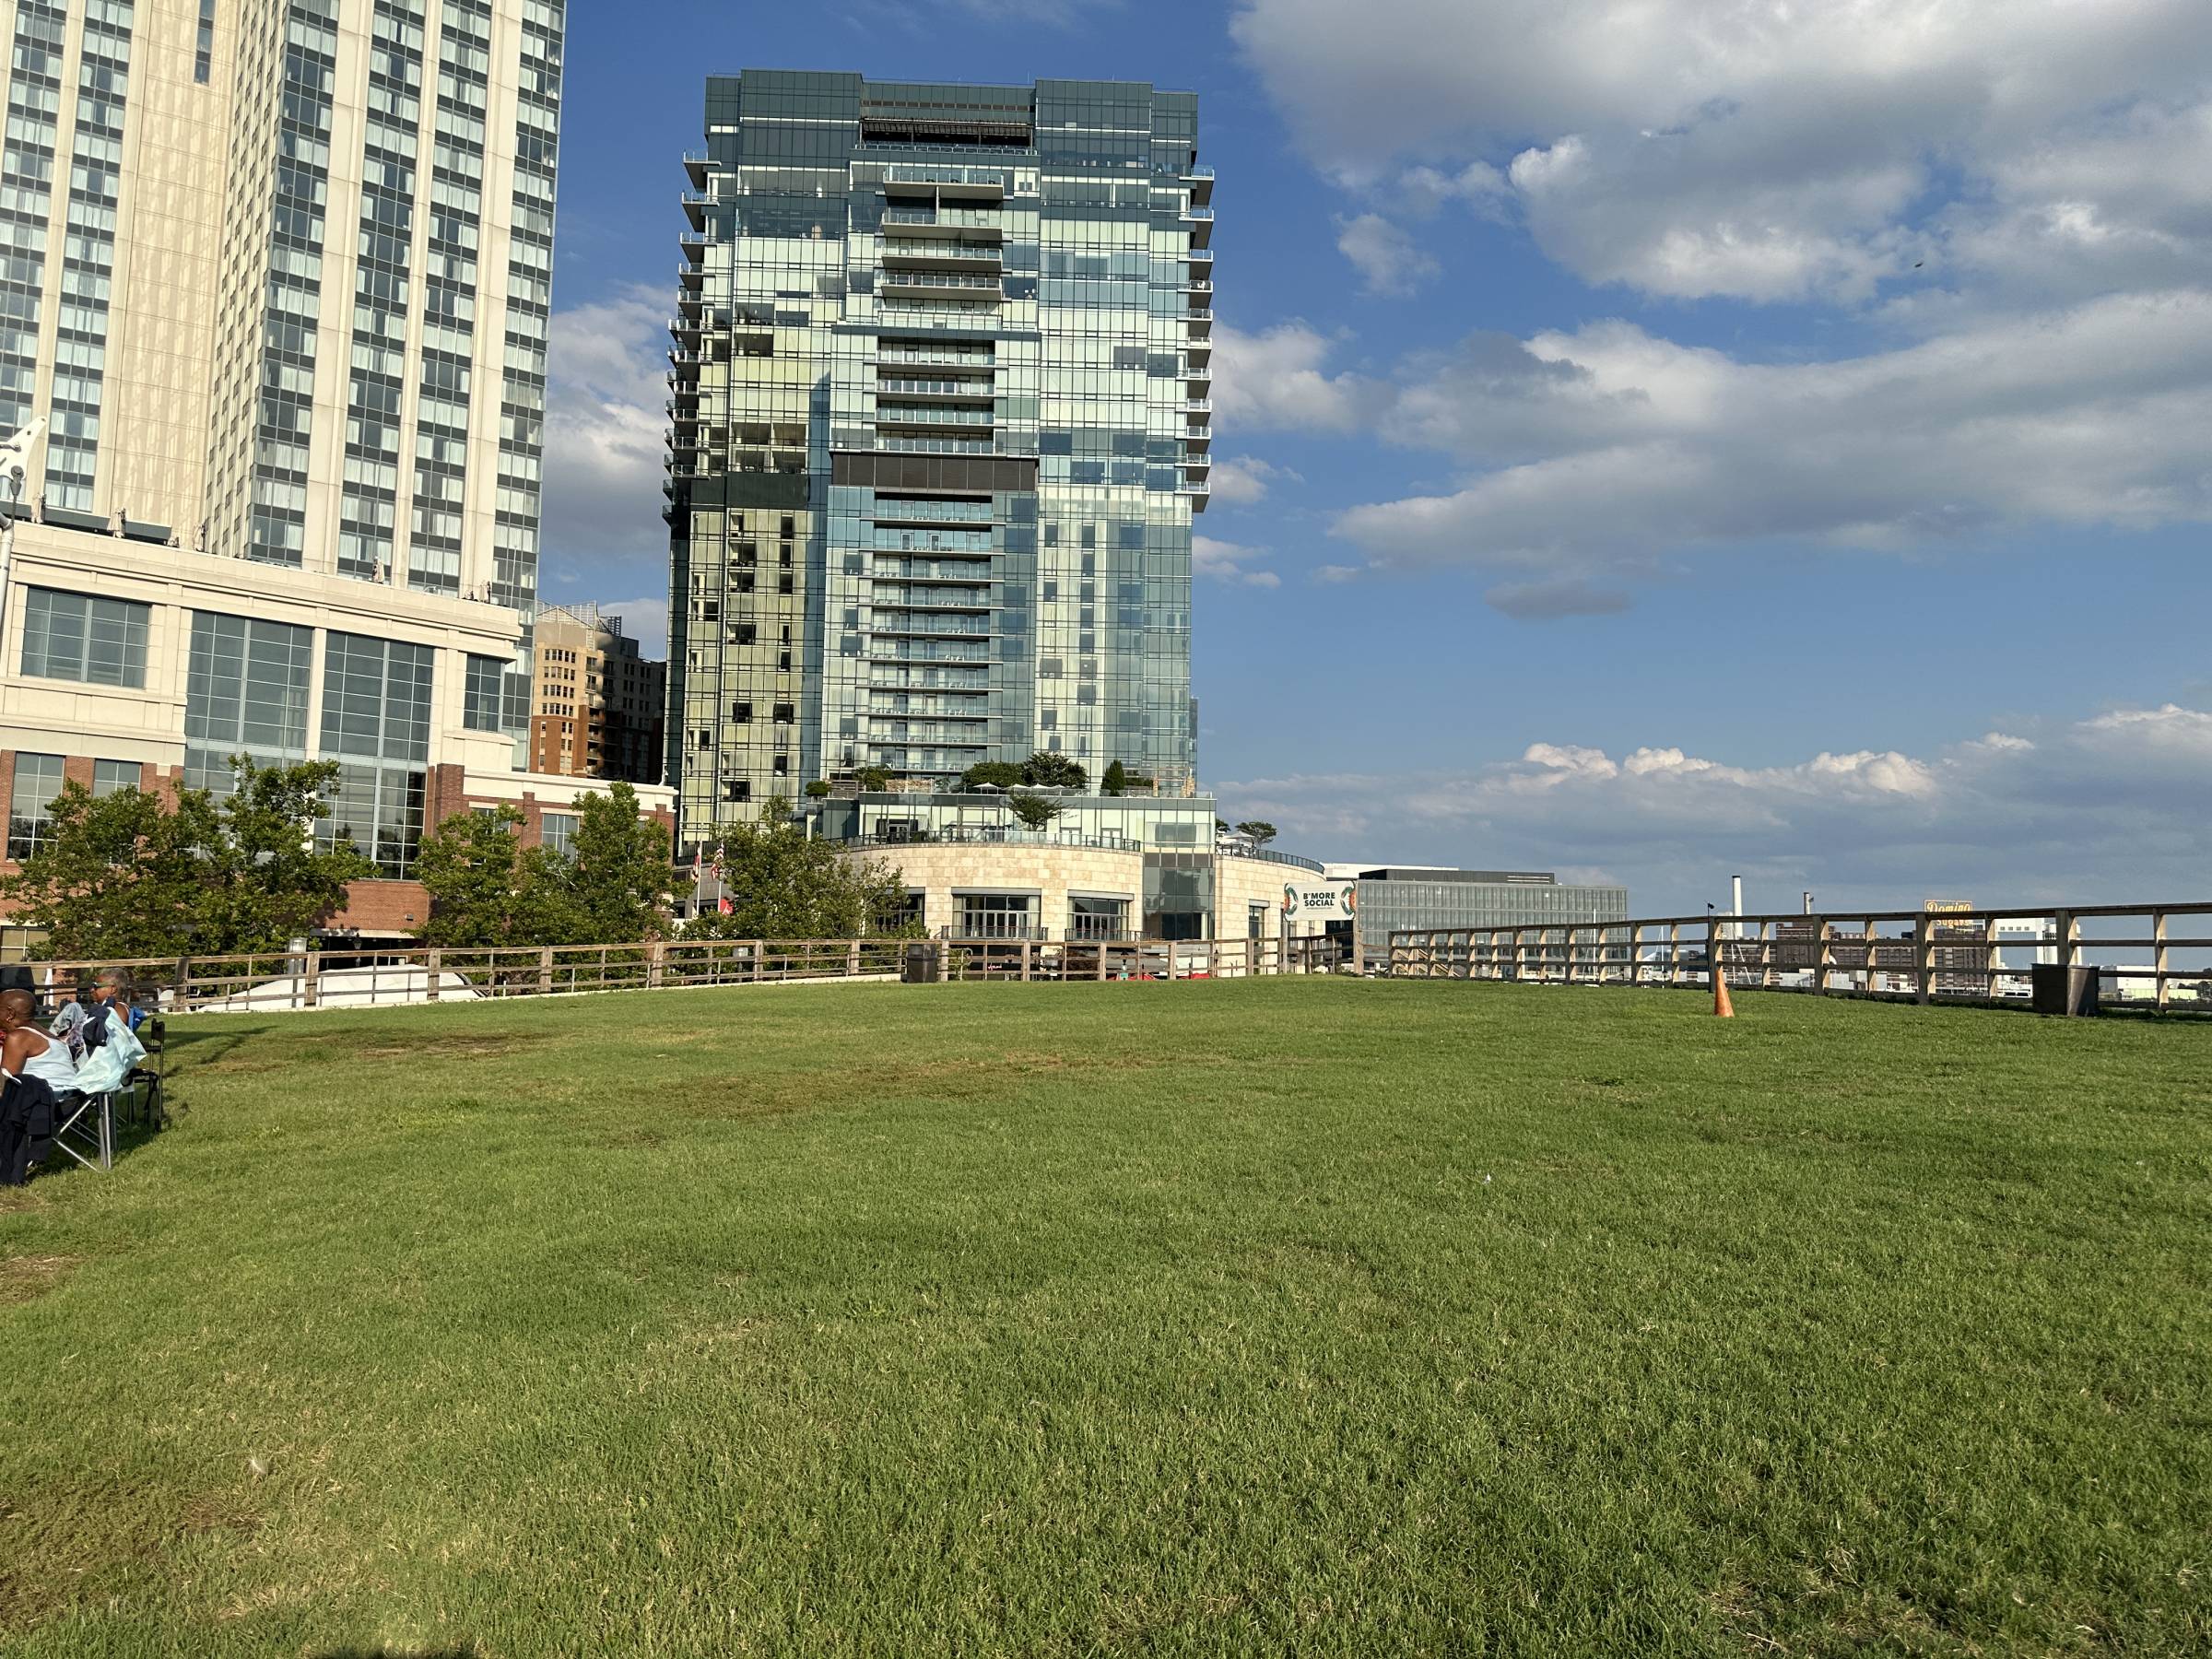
left=6, top=752, right=138, bottom=860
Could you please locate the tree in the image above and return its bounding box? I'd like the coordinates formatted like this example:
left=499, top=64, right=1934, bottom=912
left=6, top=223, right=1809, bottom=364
left=557, top=782, right=672, bottom=943
left=684, top=806, right=919, bottom=938
left=958, top=760, right=1025, bottom=792
left=1235, top=820, right=1278, bottom=848
left=1006, top=791, right=1064, bottom=830
left=1020, top=750, right=1087, bottom=790
left=855, top=765, right=892, bottom=794
left=1102, top=760, right=1128, bottom=796
left=803, top=779, right=831, bottom=798
left=413, top=805, right=572, bottom=947
left=0, top=758, right=371, bottom=959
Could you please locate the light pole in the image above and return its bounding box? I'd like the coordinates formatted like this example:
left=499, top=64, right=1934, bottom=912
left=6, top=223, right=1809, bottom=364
left=0, top=417, right=48, bottom=646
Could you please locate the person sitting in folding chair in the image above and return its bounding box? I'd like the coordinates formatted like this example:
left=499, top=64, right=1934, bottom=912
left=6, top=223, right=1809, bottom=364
left=1, top=987, right=77, bottom=1184
left=73, top=985, right=146, bottom=1099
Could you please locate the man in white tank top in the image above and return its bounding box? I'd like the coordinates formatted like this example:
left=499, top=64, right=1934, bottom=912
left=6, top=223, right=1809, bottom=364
left=1, top=987, right=76, bottom=1183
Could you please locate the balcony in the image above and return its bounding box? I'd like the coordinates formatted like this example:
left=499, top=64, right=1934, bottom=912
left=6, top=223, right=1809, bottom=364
left=1186, top=307, right=1212, bottom=336
left=680, top=190, right=711, bottom=229
left=1182, top=165, right=1214, bottom=206
left=1183, top=204, right=1213, bottom=248
left=678, top=229, right=706, bottom=261
left=876, top=399, right=994, bottom=424
left=1188, top=244, right=1213, bottom=265
left=881, top=241, right=1005, bottom=273
left=1182, top=397, right=1212, bottom=416
left=881, top=206, right=1005, bottom=239
left=683, top=148, right=709, bottom=187
left=877, top=270, right=1004, bottom=299
left=877, top=376, right=994, bottom=401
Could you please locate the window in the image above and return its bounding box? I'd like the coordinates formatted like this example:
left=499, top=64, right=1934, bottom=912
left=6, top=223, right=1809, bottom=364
left=186, top=612, right=312, bottom=757
left=1068, top=895, right=1129, bottom=941
left=540, top=811, right=578, bottom=858
left=464, top=653, right=507, bottom=731
left=317, top=634, right=433, bottom=875
left=195, top=0, right=217, bottom=82
left=6, top=754, right=65, bottom=861
left=321, top=632, right=434, bottom=762
left=92, top=760, right=139, bottom=797
left=20, top=589, right=150, bottom=688
left=959, top=892, right=1035, bottom=938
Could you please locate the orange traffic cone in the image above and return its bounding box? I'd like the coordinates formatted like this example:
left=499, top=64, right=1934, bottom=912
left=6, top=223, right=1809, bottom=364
left=1713, top=958, right=1735, bottom=1018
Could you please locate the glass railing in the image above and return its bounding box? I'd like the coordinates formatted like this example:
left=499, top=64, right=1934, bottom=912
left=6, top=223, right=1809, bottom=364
left=868, top=586, right=992, bottom=608
left=877, top=270, right=1003, bottom=291
left=877, top=347, right=997, bottom=367
left=883, top=242, right=1001, bottom=264
left=876, top=405, right=994, bottom=428
left=877, top=378, right=995, bottom=397
left=871, top=563, right=994, bottom=585
left=869, top=498, right=996, bottom=524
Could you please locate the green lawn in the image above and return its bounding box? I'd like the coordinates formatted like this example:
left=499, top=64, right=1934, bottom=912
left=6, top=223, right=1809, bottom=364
left=2, top=980, right=2206, bottom=1656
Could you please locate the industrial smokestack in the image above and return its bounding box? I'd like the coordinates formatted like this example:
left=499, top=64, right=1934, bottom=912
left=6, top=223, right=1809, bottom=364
left=1803, top=891, right=1814, bottom=914
left=1731, top=875, right=1744, bottom=937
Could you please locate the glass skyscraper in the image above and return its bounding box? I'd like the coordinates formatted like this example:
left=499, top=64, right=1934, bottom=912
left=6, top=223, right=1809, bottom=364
left=666, top=72, right=1212, bottom=846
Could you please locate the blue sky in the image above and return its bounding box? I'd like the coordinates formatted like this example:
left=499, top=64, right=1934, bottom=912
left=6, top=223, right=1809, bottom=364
left=539, top=0, right=2212, bottom=913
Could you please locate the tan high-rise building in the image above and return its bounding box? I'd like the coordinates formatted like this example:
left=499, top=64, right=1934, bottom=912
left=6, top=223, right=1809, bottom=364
left=0, top=1, right=672, bottom=940
left=528, top=603, right=666, bottom=785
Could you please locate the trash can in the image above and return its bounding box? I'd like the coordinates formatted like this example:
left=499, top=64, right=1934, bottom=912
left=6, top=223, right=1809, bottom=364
left=2030, top=963, right=2100, bottom=1016
left=901, top=942, right=939, bottom=984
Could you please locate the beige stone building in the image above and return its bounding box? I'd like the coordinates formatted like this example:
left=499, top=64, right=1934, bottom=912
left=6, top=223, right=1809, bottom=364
left=528, top=604, right=666, bottom=786
left=0, top=1, right=673, bottom=941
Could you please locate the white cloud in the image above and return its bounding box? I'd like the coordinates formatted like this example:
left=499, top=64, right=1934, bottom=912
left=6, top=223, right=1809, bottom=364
left=541, top=285, right=670, bottom=574
left=1313, top=564, right=1362, bottom=584
left=1207, top=454, right=1299, bottom=507
left=1218, top=700, right=2212, bottom=912
left=1192, top=535, right=1281, bottom=589
left=1483, top=577, right=1631, bottom=619
left=1329, top=291, right=2212, bottom=573
left=1210, top=322, right=1377, bottom=430
left=591, top=595, right=670, bottom=658
left=1234, top=1, right=2212, bottom=300
left=1335, top=213, right=1440, bottom=296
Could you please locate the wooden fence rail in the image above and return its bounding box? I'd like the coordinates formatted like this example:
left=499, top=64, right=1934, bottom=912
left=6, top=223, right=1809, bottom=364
left=21, top=933, right=1347, bottom=1014
left=1386, top=901, right=2212, bottom=1013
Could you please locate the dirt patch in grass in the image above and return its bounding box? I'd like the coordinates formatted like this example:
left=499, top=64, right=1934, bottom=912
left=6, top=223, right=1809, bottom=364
left=0, top=1253, right=79, bottom=1305
left=355, top=1033, right=548, bottom=1061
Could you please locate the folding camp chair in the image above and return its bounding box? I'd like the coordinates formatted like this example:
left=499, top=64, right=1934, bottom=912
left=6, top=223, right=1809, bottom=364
left=50, top=1089, right=114, bottom=1172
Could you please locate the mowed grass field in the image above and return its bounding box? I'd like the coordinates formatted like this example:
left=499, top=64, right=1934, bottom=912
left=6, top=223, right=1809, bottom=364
left=1, top=979, right=2206, bottom=1657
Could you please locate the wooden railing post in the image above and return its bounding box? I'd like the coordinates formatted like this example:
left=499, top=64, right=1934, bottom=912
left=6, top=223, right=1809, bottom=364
left=752, top=940, right=765, bottom=982
left=537, top=946, right=553, bottom=997
left=426, top=948, right=442, bottom=1002
left=1019, top=939, right=1032, bottom=982
left=2154, top=909, right=2170, bottom=1011
left=1860, top=919, right=1877, bottom=994
left=301, top=951, right=319, bottom=1011
left=647, top=940, right=665, bottom=990
left=2053, top=910, right=2077, bottom=987
left=1913, top=912, right=1934, bottom=1006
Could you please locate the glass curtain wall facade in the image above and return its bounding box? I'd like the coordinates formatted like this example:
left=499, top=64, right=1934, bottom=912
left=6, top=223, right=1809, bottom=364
left=667, top=72, right=1210, bottom=849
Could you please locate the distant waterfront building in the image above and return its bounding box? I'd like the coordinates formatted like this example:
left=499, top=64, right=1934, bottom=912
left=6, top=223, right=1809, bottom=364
left=1348, top=868, right=1628, bottom=939
left=0, top=1, right=673, bottom=942
left=529, top=606, right=667, bottom=785
left=665, top=71, right=1212, bottom=852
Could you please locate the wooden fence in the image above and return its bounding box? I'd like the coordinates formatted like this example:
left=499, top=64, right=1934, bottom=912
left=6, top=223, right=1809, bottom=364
left=25, top=932, right=1350, bottom=1014
left=1386, top=901, right=2212, bottom=1013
